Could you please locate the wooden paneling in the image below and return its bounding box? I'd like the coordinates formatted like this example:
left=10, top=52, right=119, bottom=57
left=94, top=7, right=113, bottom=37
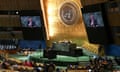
left=17, top=0, right=40, bottom=10
left=0, top=0, right=41, bottom=39
left=0, top=0, right=41, bottom=27
left=107, top=13, right=120, bottom=45
left=27, top=0, right=40, bottom=10
left=0, top=0, right=10, bottom=10
left=9, top=15, right=21, bottom=27
left=0, top=15, right=20, bottom=27
left=9, top=0, right=18, bottom=10
left=0, top=0, right=40, bottom=10
left=0, top=15, right=10, bottom=27
left=108, top=13, right=120, bottom=26
left=80, top=0, right=108, bottom=6
left=0, top=31, right=23, bottom=39
left=68, top=70, right=88, bottom=72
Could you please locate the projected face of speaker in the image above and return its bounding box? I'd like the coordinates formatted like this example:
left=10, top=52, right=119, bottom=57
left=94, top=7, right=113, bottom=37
left=20, top=16, right=41, bottom=27
left=83, top=12, right=104, bottom=27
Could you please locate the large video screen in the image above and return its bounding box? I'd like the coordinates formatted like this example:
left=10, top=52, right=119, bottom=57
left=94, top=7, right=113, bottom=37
left=20, top=16, right=42, bottom=28
left=82, top=11, right=104, bottom=27
left=81, top=3, right=113, bottom=44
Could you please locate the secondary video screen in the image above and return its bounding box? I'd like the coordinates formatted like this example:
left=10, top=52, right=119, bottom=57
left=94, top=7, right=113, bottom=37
left=82, top=11, right=104, bottom=27
left=20, top=16, right=42, bottom=28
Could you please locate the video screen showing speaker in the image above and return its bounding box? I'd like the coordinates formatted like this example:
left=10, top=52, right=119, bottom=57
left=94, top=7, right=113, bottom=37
left=81, top=3, right=113, bottom=44
left=20, top=10, right=44, bottom=28
left=20, top=16, right=41, bottom=28
left=20, top=10, right=46, bottom=40
left=83, top=12, right=104, bottom=27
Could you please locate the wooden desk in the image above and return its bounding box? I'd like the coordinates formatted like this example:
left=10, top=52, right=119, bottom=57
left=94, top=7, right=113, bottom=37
left=68, top=69, right=89, bottom=72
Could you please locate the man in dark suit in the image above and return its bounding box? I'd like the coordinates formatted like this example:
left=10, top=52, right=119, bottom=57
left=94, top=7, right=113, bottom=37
left=89, top=14, right=98, bottom=27
left=27, top=17, right=36, bottom=27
